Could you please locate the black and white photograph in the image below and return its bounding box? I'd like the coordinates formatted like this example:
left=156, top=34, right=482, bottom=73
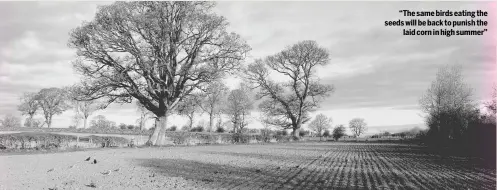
left=0, top=1, right=495, bottom=189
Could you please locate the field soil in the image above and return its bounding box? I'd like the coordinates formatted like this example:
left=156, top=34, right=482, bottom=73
left=0, top=142, right=495, bottom=190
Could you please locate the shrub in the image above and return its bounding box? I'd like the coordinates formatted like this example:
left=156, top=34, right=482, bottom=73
left=216, top=127, right=225, bottom=133
left=276, top=130, right=288, bottom=136
left=299, top=130, right=309, bottom=137
left=119, top=123, right=127, bottom=130
left=323, top=130, right=331, bottom=137
left=88, top=135, right=130, bottom=148
left=24, top=118, right=43, bottom=128
left=231, top=133, right=250, bottom=143
left=260, top=129, right=273, bottom=142
left=167, top=126, right=177, bottom=131
left=181, top=126, right=190, bottom=131
left=127, top=125, right=135, bottom=130
left=190, top=126, right=204, bottom=132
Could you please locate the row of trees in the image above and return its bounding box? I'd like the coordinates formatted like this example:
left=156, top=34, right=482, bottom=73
left=307, top=114, right=368, bottom=141
left=66, top=1, right=338, bottom=145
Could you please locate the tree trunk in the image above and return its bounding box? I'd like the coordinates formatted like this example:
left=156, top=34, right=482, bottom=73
left=47, top=116, right=52, bottom=128
left=28, top=115, right=34, bottom=128
left=83, top=117, right=88, bottom=129
left=208, top=113, right=214, bottom=132
left=147, top=115, right=168, bottom=146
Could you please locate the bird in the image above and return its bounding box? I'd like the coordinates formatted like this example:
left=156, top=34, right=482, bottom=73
left=47, top=168, right=54, bottom=172
left=101, top=170, right=111, bottom=175
left=113, top=168, right=120, bottom=172
left=85, top=157, right=91, bottom=161
left=93, top=159, right=97, bottom=164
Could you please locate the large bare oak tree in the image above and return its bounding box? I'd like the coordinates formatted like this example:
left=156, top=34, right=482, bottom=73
left=246, top=40, right=333, bottom=138
left=68, top=2, right=250, bottom=145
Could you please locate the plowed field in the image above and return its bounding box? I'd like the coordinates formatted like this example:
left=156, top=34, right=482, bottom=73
left=0, top=142, right=495, bottom=189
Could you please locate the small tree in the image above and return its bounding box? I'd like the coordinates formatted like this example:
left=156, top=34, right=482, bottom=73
left=332, top=125, right=346, bottom=141
left=1, top=114, right=22, bottom=128
left=308, top=114, right=332, bottom=141
left=177, top=94, right=202, bottom=130
left=119, top=123, right=127, bottom=130
left=18, top=92, right=39, bottom=128
left=224, top=85, right=253, bottom=134
left=90, top=115, right=116, bottom=130
left=136, top=101, right=153, bottom=130
left=35, top=87, right=71, bottom=128
left=199, top=80, right=229, bottom=132
left=349, top=118, right=367, bottom=137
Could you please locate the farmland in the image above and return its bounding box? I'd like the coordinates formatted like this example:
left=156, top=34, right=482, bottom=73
left=1, top=142, right=495, bottom=190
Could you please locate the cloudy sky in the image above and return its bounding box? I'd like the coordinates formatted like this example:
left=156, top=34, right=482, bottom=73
left=0, top=1, right=495, bottom=135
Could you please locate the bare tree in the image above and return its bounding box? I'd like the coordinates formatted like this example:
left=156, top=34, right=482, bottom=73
left=35, top=88, right=71, bottom=128
left=308, top=114, right=332, bottom=141
left=18, top=92, right=39, bottom=128
left=177, top=94, right=202, bottom=130
left=1, top=114, right=22, bottom=128
left=246, top=40, right=333, bottom=138
left=224, top=86, right=253, bottom=133
left=69, top=86, right=105, bottom=129
left=199, top=80, right=228, bottom=132
left=349, top=118, right=367, bottom=137
left=136, top=101, right=154, bottom=130
left=75, top=100, right=104, bottom=129
left=68, top=2, right=250, bottom=145
left=419, top=64, right=475, bottom=144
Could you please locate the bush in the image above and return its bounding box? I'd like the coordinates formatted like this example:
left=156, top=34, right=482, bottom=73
left=88, top=135, right=130, bottom=148
left=167, top=126, right=177, bottom=131
left=216, top=127, right=225, bottom=133
left=276, top=130, right=288, bottom=136
left=299, top=130, right=310, bottom=137
left=127, top=125, right=135, bottom=130
left=24, top=118, right=43, bottom=128
left=231, top=133, right=250, bottom=143
left=119, top=123, right=127, bottom=130
left=181, top=126, right=190, bottom=131
left=260, top=129, right=273, bottom=142
left=323, top=130, right=331, bottom=137
left=190, top=126, right=204, bottom=132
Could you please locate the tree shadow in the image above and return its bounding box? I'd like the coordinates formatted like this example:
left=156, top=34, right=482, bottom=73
left=134, top=158, right=356, bottom=190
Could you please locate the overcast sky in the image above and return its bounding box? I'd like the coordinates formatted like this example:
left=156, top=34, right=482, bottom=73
left=0, top=1, right=495, bottom=135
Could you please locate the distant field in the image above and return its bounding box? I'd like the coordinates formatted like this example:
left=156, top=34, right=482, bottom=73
left=1, top=142, right=494, bottom=189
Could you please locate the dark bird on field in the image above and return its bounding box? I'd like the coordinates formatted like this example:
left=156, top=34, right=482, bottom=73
left=85, top=157, right=91, bottom=161
left=255, top=169, right=261, bottom=173
left=93, top=159, right=97, bottom=164
left=47, top=168, right=54, bottom=172
left=101, top=170, right=111, bottom=175
left=276, top=166, right=281, bottom=170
